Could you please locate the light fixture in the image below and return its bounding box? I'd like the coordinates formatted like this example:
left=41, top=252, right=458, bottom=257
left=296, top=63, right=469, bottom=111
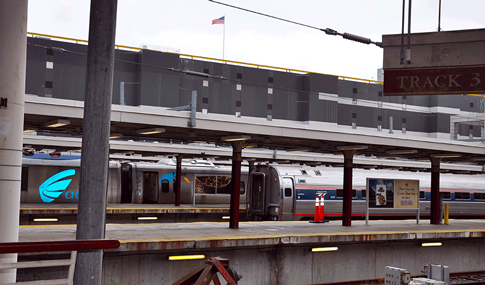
left=23, top=129, right=37, bottom=133
left=286, top=147, right=311, bottom=152
left=421, top=242, right=442, bottom=247
left=386, top=149, right=418, bottom=155
left=222, top=135, right=251, bottom=142
left=221, top=216, right=230, bottom=220
left=311, top=247, right=338, bottom=252
left=33, top=218, right=58, bottom=222
left=430, top=154, right=461, bottom=159
left=109, top=133, right=123, bottom=139
left=137, top=217, right=158, bottom=221
left=137, top=128, right=165, bottom=135
left=45, top=119, right=70, bottom=128
left=336, top=145, right=368, bottom=151
left=168, top=254, right=206, bottom=261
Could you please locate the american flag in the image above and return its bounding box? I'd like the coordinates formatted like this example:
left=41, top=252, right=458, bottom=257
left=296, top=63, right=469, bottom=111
left=212, top=16, right=225, bottom=25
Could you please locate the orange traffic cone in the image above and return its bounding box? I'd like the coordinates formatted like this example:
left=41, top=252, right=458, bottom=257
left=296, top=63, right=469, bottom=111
left=313, top=194, right=320, bottom=222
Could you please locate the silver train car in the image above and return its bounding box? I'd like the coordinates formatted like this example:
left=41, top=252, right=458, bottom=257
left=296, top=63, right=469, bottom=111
left=247, top=164, right=485, bottom=221
left=21, top=155, right=248, bottom=206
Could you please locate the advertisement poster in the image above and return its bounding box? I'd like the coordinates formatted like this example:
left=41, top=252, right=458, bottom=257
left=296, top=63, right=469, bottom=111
left=367, top=178, right=419, bottom=209
left=367, top=179, right=394, bottom=208
left=394, top=180, right=419, bottom=208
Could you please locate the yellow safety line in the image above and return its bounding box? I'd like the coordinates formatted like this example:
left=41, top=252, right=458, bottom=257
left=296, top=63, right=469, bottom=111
left=20, top=224, right=77, bottom=228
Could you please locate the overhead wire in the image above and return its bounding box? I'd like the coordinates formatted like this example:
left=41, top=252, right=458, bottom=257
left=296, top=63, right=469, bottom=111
left=208, top=0, right=382, bottom=47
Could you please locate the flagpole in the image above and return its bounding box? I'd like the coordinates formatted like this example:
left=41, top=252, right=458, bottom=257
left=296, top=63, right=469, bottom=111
left=223, top=15, right=225, bottom=60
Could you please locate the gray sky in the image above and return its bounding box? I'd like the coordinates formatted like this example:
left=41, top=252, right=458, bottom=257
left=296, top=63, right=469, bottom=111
left=27, top=0, right=485, bottom=80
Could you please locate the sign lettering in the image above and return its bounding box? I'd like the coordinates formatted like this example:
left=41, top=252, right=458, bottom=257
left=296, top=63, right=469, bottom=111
left=384, top=65, right=485, bottom=96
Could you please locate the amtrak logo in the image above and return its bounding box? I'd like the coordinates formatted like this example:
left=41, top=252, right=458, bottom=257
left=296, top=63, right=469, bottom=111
left=160, top=172, right=176, bottom=183
left=39, top=169, right=75, bottom=203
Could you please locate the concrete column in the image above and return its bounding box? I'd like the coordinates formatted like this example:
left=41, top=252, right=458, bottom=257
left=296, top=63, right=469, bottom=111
left=175, top=155, right=183, bottom=206
left=0, top=1, right=27, bottom=283
left=229, top=141, right=243, bottom=229
left=342, top=150, right=355, bottom=227
left=430, top=157, right=441, bottom=225
left=74, top=1, right=117, bottom=284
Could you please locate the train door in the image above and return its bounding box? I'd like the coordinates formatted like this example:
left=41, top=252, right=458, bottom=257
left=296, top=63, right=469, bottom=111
left=142, top=172, right=159, bottom=204
left=249, top=173, right=266, bottom=216
left=281, top=177, right=294, bottom=219
left=120, top=163, right=133, bottom=203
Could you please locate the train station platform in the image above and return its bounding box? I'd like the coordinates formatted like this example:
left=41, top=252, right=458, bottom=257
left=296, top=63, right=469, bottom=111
left=18, top=219, right=485, bottom=248
left=17, top=219, right=485, bottom=284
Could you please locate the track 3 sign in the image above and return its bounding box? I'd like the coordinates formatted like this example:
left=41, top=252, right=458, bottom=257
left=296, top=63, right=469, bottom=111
left=384, top=65, right=485, bottom=96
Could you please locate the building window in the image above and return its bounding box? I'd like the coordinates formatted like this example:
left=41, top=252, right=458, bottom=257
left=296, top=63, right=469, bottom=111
left=353, top=88, right=357, bottom=94
left=237, top=73, right=242, bottom=79
left=267, top=104, right=273, bottom=110
left=236, top=101, right=241, bottom=107
left=268, top=77, right=274, bottom=83
left=203, top=68, right=209, bottom=74
left=45, top=81, right=53, bottom=88
left=202, top=97, right=208, bottom=104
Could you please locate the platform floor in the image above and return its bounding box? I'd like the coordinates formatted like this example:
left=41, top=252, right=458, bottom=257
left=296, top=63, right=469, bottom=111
left=19, top=219, right=485, bottom=252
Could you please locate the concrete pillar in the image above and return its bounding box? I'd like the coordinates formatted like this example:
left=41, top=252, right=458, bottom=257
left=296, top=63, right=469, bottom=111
left=175, top=155, right=183, bottom=206
left=229, top=141, right=243, bottom=229
left=430, top=157, right=441, bottom=225
left=74, top=1, right=117, bottom=284
left=0, top=1, right=27, bottom=283
left=342, top=150, right=355, bottom=227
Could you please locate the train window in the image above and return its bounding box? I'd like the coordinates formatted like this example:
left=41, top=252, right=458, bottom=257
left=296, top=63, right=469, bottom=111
left=455, top=192, right=470, bottom=200
left=161, top=180, right=169, bottom=193
left=196, top=175, right=231, bottom=194
left=441, top=192, right=451, bottom=200
left=361, top=190, right=366, bottom=198
left=352, top=189, right=357, bottom=198
left=284, top=188, right=292, bottom=197
left=300, top=170, right=308, bottom=175
left=420, top=191, right=426, bottom=199
left=314, top=170, right=322, bottom=176
left=474, top=193, right=485, bottom=200
left=240, top=182, right=245, bottom=195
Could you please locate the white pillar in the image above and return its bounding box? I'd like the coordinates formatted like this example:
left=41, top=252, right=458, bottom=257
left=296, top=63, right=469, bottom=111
left=0, top=0, right=28, bottom=283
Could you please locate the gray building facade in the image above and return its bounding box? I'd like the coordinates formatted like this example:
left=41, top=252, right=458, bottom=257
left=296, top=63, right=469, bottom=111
left=26, top=36, right=483, bottom=140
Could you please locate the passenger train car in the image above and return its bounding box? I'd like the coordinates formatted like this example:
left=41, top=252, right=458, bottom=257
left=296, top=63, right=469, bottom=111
left=247, top=164, right=485, bottom=221
left=21, top=155, right=248, bottom=206
left=21, top=154, right=485, bottom=220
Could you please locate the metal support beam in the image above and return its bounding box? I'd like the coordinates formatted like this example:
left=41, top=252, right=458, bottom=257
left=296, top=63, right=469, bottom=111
left=189, top=90, right=197, bottom=127
left=170, top=90, right=197, bottom=127
left=175, top=155, right=184, bottom=206
left=0, top=1, right=27, bottom=283
left=75, top=1, right=117, bottom=284
left=342, top=150, right=355, bottom=226
left=430, top=157, right=441, bottom=225
left=229, top=141, right=243, bottom=229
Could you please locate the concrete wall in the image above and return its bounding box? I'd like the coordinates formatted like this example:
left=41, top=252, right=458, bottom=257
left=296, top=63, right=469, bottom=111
left=17, top=238, right=484, bottom=284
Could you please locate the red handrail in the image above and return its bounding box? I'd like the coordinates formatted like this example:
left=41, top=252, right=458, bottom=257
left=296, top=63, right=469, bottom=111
left=0, top=240, right=120, bottom=254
